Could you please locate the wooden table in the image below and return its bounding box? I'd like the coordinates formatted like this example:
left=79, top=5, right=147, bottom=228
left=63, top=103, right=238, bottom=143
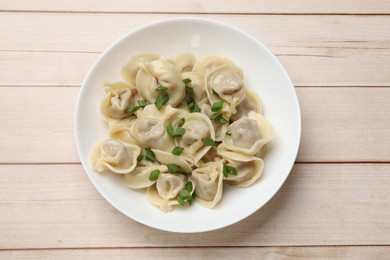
left=1, top=1, right=389, bottom=259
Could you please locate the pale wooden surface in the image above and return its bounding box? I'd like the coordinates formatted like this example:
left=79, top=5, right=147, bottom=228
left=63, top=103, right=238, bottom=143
left=1, top=1, right=389, bottom=259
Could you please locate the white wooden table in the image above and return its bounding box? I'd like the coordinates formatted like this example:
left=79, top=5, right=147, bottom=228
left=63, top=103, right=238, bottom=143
left=1, top=1, right=389, bottom=258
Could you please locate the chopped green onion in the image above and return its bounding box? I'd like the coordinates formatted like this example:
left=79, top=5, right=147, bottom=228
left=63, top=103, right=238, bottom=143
left=219, top=116, right=229, bottom=124
left=185, top=181, right=193, bottom=192
left=192, top=103, right=201, bottom=112
left=144, top=148, right=155, bottom=163
left=167, top=164, right=181, bottom=174
left=187, top=101, right=195, bottom=110
left=187, top=99, right=201, bottom=113
left=178, top=118, right=185, bottom=127
left=210, top=113, right=222, bottom=121
left=178, top=181, right=194, bottom=206
left=185, top=86, right=194, bottom=96
left=179, top=188, right=191, bottom=198
left=202, top=137, right=215, bottom=146
left=125, top=106, right=141, bottom=114
left=137, top=154, right=143, bottom=162
left=183, top=78, right=192, bottom=84
left=210, top=112, right=228, bottom=124
left=172, top=127, right=185, bottom=138
left=166, top=122, right=174, bottom=137
left=155, top=85, right=168, bottom=92
left=137, top=100, right=147, bottom=108
left=154, top=95, right=164, bottom=110
left=161, top=93, right=169, bottom=104
left=211, top=101, right=224, bottom=112
left=149, top=169, right=160, bottom=181
left=223, top=164, right=238, bottom=177
left=172, top=146, right=184, bottom=156
left=178, top=196, right=185, bottom=206
left=225, top=131, right=232, bottom=136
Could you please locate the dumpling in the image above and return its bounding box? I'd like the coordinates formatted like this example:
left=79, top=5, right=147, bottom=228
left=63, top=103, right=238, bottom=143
left=90, top=139, right=141, bottom=174
left=199, top=146, right=218, bottom=164
left=101, top=82, right=137, bottom=122
left=152, top=149, right=193, bottom=174
left=220, top=111, right=274, bottom=156
left=168, top=53, right=196, bottom=73
left=192, top=56, right=234, bottom=75
left=230, top=90, right=262, bottom=121
left=181, top=71, right=207, bottom=103
left=108, top=118, right=137, bottom=145
left=146, top=173, right=187, bottom=212
left=205, top=64, right=246, bottom=117
left=121, top=53, right=160, bottom=85
left=176, top=113, right=215, bottom=166
left=130, top=105, right=186, bottom=150
left=136, top=58, right=185, bottom=107
left=191, top=160, right=223, bottom=208
left=200, top=103, right=228, bottom=142
left=219, top=150, right=264, bottom=187
left=124, top=162, right=168, bottom=189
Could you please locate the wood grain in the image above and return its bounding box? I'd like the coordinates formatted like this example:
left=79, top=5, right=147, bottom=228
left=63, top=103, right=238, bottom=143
left=297, top=87, right=390, bottom=162
left=2, top=87, right=390, bottom=163
left=1, top=0, right=389, bottom=256
left=0, top=87, right=79, bottom=163
left=1, top=246, right=389, bottom=259
left=1, top=0, right=390, bottom=14
left=0, top=163, right=389, bottom=249
left=1, top=14, right=389, bottom=86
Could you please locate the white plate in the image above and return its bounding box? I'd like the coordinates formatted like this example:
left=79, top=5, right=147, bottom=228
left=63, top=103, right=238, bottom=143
left=75, top=17, right=301, bottom=233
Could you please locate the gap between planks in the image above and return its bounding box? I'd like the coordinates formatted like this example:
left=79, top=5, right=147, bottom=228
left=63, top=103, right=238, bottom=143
left=1, top=0, right=390, bottom=15
left=1, top=244, right=390, bottom=251
left=2, top=10, right=390, bottom=16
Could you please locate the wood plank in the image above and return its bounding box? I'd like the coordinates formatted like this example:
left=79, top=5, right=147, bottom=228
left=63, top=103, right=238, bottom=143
left=297, top=87, right=390, bottom=162
left=2, top=87, right=390, bottom=163
left=0, top=164, right=389, bottom=249
left=0, top=87, right=80, bottom=163
left=1, top=0, right=390, bottom=14
left=1, top=14, right=390, bottom=86
left=1, top=246, right=389, bottom=259
left=0, top=51, right=96, bottom=87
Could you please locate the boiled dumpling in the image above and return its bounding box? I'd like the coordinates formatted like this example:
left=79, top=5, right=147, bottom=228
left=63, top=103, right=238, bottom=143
left=200, top=103, right=227, bottom=142
left=90, top=139, right=141, bottom=174
left=152, top=149, right=193, bottom=174
left=181, top=71, right=207, bottom=103
left=231, top=90, right=262, bottom=121
left=192, top=56, right=233, bottom=75
left=231, top=117, right=261, bottom=149
left=169, top=53, right=196, bottom=73
left=101, top=82, right=137, bottom=121
left=136, top=58, right=185, bottom=107
left=146, top=173, right=187, bottom=212
left=92, top=53, right=275, bottom=212
left=219, top=150, right=264, bottom=187
left=108, top=118, right=137, bottom=145
left=191, top=159, right=223, bottom=208
left=121, top=53, right=160, bottom=85
left=205, top=63, right=246, bottom=117
left=124, top=162, right=168, bottom=189
left=176, top=113, right=215, bottom=166
left=221, top=111, right=274, bottom=156
left=199, top=146, right=218, bottom=165
left=130, top=105, right=186, bottom=150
